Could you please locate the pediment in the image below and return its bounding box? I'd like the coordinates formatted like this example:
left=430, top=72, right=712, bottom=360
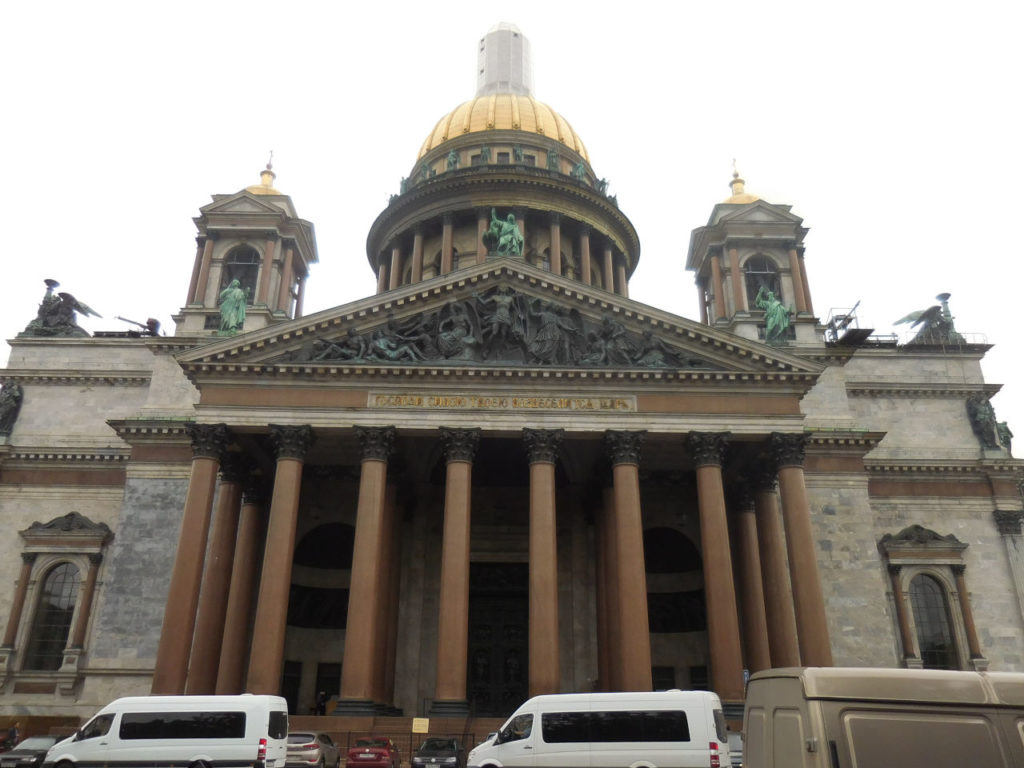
left=715, top=200, right=802, bottom=226
left=201, top=191, right=289, bottom=217
left=177, top=261, right=822, bottom=383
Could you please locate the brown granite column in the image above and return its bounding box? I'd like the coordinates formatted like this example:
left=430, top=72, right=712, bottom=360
left=194, top=235, right=216, bottom=304
left=710, top=249, right=726, bottom=321
left=152, top=423, right=228, bottom=694
left=798, top=250, right=814, bottom=315
left=595, top=490, right=612, bottom=690
left=413, top=228, right=425, bottom=280
left=603, top=245, right=614, bottom=294
left=787, top=244, right=808, bottom=314
left=1, top=554, right=37, bottom=649
left=379, top=484, right=402, bottom=704
left=698, top=279, right=710, bottom=325
left=615, top=258, right=629, bottom=299
left=524, top=428, right=563, bottom=696
left=257, top=236, right=277, bottom=305
left=734, top=487, right=771, bottom=673
left=68, top=554, right=102, bottom=650
left=431, top=427, right=481, bottom=715
left=952, top=565, right=984, bottom=661
left=276, top=246, right=295, bottom=312
left=605, top=430, right=652, bottom=691
left=752, top=470, right=801, bottom=667
left=549, top=214, right=562, bottom=276
left=689, top=432, right=745, bottom=702
left=476, top=211, right=488, bottom=263
left=888, top=565, right=917, bottom=662
left=389, top=245, right=403, bottom=290
left=728, top=246, right=746, bottom=312
left=216, top=480, right=267, bottom=694
left=338, top=426, right=396, bottom=714
left=186, top=455, right=246, bottom=694
left=441, top=215, right=454, bottom=274
left=579, top=228, right=592, bottom=285
left=295, top=274, right=306, bottom=318
left=376, top=262, right=388, bottom=294
left=246, top=425, right=314, bottom=694
left=187, top=237, right=205, bottom=305
left=771, top=432, right=833, bottom=666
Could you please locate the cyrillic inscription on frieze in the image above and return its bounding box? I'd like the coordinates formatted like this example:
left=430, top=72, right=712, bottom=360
left=369, top=393, right=636, bottom=412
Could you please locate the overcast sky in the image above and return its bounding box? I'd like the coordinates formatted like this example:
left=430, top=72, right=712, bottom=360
left=2, top=1, right=1021, bottom=441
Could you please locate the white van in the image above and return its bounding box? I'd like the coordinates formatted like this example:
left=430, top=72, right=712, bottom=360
left=42, top=694, right=289, bottom=768
left=467, top=690, right=731, bottom=767
left=743, top=667, right=1024, bottom=768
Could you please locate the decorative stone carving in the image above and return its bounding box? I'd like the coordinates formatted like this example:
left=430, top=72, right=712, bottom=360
left=356, top=426, right=397, bottom=462
left=523, top=428, right=564, bottom=464
left=605, top=430, right=645, bottom=466
left=441, top=427, right=481, bottom=463
left=241, top=475, right=268, bottom=506
left=770, top=432, right=808, bottom=468
left=87, top=553, right=104, bottom=567
left=20, top=279, right=100, bottom=338
left=218, top=453, right=249, bottom=484
left=879, top=524, right=968, bottom=563
left=994, top=510, right=1024, bottom=536
left=0, top=381, right=23, bottom=435
left=966, top=394, right=1000, bottom=449
left=23, top=511, right=112, bottom=537
left=20, top=552, right=38, bottom=565
left=749, top=465, right=778, bottom=492
left=20, top=512, right=113, bottom=551
left=887, top=564, right=903, bottom=576
left=881, top=524, right=963, bottom=546
left=186, top=423, right=229, bottom=461
left=269, top=425, right=315, bottom=461
left=689, top=432, right=729, bottom=468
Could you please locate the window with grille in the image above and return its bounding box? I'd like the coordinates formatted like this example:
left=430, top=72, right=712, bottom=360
left=24, top=563, right=81, bottom=671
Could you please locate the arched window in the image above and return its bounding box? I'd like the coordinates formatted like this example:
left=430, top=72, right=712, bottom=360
left=221, top=246, right=260, bottom=301
left=909, top=574, right=958, bottom=669
left=24, top=563, right=81, bottom=671
left=744, top=254, right=781, bottom=308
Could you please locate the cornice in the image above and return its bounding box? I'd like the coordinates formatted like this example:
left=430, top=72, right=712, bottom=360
left=107, top=419, right=193, bottom=443
left=847, top=382, right=1002, bottom=398
left=0, top=370, right=151, bottom=386
left=3, top=449, right=130, bottom=464
left=806, top=431, right=885, bottom=454
left=864, top=460, right=1014, bottom=476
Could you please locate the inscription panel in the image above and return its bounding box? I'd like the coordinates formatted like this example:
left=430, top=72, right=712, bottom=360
left=369, top=392, right=636, bottom=412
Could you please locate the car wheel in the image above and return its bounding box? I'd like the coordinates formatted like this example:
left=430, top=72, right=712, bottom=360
left=56, top=762, right=75, bottom=768
left=190, top=762, right=211, bottom=768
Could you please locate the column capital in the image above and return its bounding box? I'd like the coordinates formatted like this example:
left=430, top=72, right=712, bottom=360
left=241, top=474, right=268, bottom=506
left=21, top=552, right=38, bottom=566
left=218, top=453, right=249, bottom=484
left=523, top=428, right=564, bottom=464
left=604, top=430, right=645, bottom=466
left=186, top=423, right=230, bottom=461
left=441, top=427, right=481, bottom=463
left=750, top=464, right=778, bottom=492
left=87, top=553, right=104, bottom=567
left=951, top=563, right=967, bottom=577
left=269, top=424, right=315, bottom=461
left=356, top=426, right=397, bottom=462
left=689, top=432, right=730, bottom=468
left=887, top=563, right=903, bottom=576
left=549, top=212, right=561, bottom=224
left=994, top=509, right=1024, bottom=536
left=578, top=225, right=590, bottom=237
left=728, top=479, right=756, bottom=511
left=770, top=432, right=808, bottom=468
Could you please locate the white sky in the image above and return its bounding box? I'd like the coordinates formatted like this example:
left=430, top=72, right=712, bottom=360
left=2, top=1, right=1021, bottom=442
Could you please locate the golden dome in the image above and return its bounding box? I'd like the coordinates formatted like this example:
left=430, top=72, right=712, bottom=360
left=418, top=93, right=588, bottom=161
left=245, top=163, right=282, bottom=196
left=722, top=169, right=759, bottom=204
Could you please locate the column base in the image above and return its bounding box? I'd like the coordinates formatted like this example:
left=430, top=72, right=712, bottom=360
left=428, top=698, right=470, bottom=716
left=332, top=699, right=377, bottom=716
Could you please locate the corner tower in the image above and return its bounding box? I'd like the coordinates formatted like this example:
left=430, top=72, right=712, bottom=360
left=175, top=163, right=318, bottom=336
left=686, top=171, right=818, bottom=344
left=367, top=24, right=638, bottom=298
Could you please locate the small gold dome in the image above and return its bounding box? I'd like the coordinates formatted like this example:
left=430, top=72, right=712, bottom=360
left=418, top=93, right=588, bottom=161
left=722, top=169, right=759, bottom=204
left=245, top=163, right=282, bottom=196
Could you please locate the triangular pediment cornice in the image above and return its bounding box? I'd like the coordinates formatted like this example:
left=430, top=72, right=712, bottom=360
left=177, top=261, right=822, bottom=388
left=712, top=200, right=802, bottom=226
left=201, top=191, right=292, bottom=217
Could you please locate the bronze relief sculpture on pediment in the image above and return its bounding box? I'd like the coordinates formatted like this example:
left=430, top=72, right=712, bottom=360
left=300, top=287, right=711, bottom=370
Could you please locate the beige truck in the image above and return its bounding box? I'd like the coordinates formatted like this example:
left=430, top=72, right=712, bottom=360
left=743, top=667, right=1024, bottom=768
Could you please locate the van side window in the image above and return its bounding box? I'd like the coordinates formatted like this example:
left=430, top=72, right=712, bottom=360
left=120, top=712, right=246, bottom=739
left=77, top=714, right=114, bottom=741
left=542, top=712, right=588, bottom=742
left=268, top=711, right=288, bottom=740
left=541, top=710, right=691, bottom=743
left=499, top=714, right=533, bottom=743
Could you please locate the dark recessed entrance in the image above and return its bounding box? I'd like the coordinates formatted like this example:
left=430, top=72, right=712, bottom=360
left=467, top=562, right=528, bottom=717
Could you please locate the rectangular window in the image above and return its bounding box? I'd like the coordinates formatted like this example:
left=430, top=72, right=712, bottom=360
left=497, top=152, right=510, bottom=164
left=524, top=155, right=536, bottom=166
left=120, top=711, right=246, bottom=740
left=541, top=710, right=690, bottom=743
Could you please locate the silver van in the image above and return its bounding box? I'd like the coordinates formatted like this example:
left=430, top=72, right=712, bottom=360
left=743, top=667, right=1024, bottom=768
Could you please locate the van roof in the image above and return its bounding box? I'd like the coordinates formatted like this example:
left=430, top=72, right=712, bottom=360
left=749, top=667, right=1024, bottom=707
left=522, top=691, right=721, bottom=708
left=102, top=695, right=288, bottom=711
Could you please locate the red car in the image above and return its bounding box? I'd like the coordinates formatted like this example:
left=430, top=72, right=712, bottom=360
left=346, top=736, right=400, bottom=768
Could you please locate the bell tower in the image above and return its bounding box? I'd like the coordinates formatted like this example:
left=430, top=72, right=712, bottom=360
left=686, top=170, right=818, bottom=344
left=174, top=162, right=319, bottom=336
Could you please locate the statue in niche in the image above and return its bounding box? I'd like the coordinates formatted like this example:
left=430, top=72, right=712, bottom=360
left=312, top=327, right=369, bottom=362
left=400, top=176, right=410, bottom=193
left=0, top=381, right=24, bottom=435
left=21, top=279, right=99, bottom=338
left=756, top=285, right=792, bottom=343
left=998, top=421, right=1013, bottom=454
left=420, top=162, right=430, bottom=181
left=895, top=293, right=965, bottom=345
left=571, top=161, right=586, bottom=180
left=547, top=149, right=559, bottom=171
left=483, top=209, right=524, bottom=257
left=447, top=149, right=459, bottom=170
left=527, top=300, right=582, bottom=364
left=513, top=144, right=524, bottom=163
left=480, top=145, right=492, bottom=163
left=966, top=393, right=1000, bottom=449
left=476, top=286, right=527, bottom=360
left=218, top=278, right=249, bottom=333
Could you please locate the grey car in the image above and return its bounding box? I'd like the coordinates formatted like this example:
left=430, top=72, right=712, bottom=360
left=286, top=731, right=341, bottom=768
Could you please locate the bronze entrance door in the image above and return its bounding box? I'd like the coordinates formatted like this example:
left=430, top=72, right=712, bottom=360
left=467, top=563, right=528, bottom=717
